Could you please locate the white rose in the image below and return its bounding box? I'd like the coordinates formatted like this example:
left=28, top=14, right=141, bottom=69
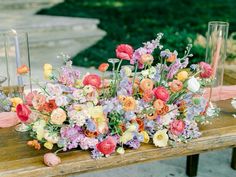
left=187, top=77, right=200, bottom=93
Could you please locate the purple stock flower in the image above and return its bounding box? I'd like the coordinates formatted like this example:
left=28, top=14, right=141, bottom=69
left=126, top=139, right=141, bottom=149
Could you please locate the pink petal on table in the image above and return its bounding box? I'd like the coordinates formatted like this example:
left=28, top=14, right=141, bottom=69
left=0, top=112, right=20, bottom=128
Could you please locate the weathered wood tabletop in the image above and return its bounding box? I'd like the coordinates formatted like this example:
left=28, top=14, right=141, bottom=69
left=0, top=100, right=236, bottom=177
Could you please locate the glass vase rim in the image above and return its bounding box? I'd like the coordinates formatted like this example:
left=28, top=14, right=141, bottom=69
left=208, top=21, right=229, bottom=27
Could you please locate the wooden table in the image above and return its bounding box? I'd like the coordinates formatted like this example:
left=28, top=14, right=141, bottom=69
left=0, top=101, right=236, bottom=177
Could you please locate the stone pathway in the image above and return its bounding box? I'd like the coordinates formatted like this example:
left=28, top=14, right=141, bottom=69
left=0, top=0, right=106, bottom=85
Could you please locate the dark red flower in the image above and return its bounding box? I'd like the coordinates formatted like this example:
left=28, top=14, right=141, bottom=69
left=96, top=136, right=116, bottom=155
left=44, top=100, right=57, bottom=113
left=16, top=104, right=31, bottom=122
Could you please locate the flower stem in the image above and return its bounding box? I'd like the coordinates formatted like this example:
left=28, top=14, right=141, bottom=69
left=132, top=63, right=138, bottom=92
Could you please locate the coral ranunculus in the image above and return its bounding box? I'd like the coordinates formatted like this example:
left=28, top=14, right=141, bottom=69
left=170, top=119, right=185, bottom=136
left=17, top=64, right=29, bottom=75
left=169, top=80, right=183, bottom=92
left=116, top=44, right=134, bottom=60
left=199, top=62, right=213, bottom=78
left=140, top=78, right=154, bottom=91
left=16, top=104, right=31, bottom=122
left=153, top=86, right=170, bottom=102
left=96, top=136, right=116, bottom=155
left=98, top=63, right=109, bottom=72
left=83, top=74, right=101, bottom=88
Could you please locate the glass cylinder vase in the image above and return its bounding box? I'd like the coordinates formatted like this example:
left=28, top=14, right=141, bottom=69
left=205, top=21, right=229, bottom=103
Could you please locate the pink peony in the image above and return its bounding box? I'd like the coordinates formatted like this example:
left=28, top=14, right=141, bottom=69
left=25, top=91, right=38, bottom=106
left=116, top=44, right=134, bottom=60
left=16, top=104, right=31, bottom=122
left=83, top=74, right=101, bottom=89
left=43, top=153, right=61, bottom=167
left=96, top=136, right=116, bottom=155
left=170, top=119, right=185, bottom=136
left=153, top=86, right=170, bottom=102
left=199, top=62, right=213, bottom=78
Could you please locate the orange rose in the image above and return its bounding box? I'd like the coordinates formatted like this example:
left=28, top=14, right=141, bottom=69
left=123, top=96, right=136, bottom=111
left=17, top=64, right=29, bottom=75
left=140, top=78, right=154, bottom=91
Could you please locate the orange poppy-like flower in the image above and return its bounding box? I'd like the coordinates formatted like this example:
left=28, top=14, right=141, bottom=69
left=132, top=118, right=144, bottom=132
left=84, top=130, right=98, bottom=138
left=119, top=123, right=126, bottom=132
left=44, top=100, right=57, bottom=113
left=17, top=64, right=29, bottom=75
left=169, top=80, right=183, bottom=92
left=167, top=53, right=177, bottom=63
left=142, top=90, right=154, bottom=102
left=122, top=96, right=136, bottom=111
left=178, top=100, right=187, bottom=112
left=147, top=111, right=158, bottom=120
left=27, top=140, right=41, bottom=150
left=140, top=78, right=154, bottom=91
left=153, top=99, right=164, bottom=110
left=98, top=63, right=109, bottom=72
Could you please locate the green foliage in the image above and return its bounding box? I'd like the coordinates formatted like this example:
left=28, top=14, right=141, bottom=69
left=108, top=111, right=123, bottom=135
left=38, top=0, right=236, bottom=67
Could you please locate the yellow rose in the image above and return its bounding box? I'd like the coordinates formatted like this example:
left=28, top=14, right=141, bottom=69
left=50, top=108, right=67, bottom=125
left=140, top=131, right=150, bottom=143
left=43, top=64, right=52, bottom=79
left=177, top=71, right=188, bottom=81
left=153, top=129, right=169, bottom=147
left=44, top=141, right=53, bottom=150
left=10, top=97, right=23, bottom=108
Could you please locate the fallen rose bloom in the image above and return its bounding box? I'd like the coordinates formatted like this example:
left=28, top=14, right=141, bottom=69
left=96, top=136, right=116, bottom=155
left=16, top=104, right=31, bottom=122
left=43, top=153, right=61, bottom=167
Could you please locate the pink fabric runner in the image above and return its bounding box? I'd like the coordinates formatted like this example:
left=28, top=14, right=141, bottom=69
left=0, top=112, right=19, bottom=128
left=204, top=85, right=236, bottom=101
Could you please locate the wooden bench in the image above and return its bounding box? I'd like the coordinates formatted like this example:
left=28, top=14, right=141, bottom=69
left=0, top=100, right=236, bottom=177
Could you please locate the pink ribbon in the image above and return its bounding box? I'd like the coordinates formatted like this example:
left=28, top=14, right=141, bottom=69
left=204, top=85, right=236, bottom=101
left=0, top=112, right=19, bottom=128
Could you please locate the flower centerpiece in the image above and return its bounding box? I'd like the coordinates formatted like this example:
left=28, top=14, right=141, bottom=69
left=17, top=33, right=214, bottom=166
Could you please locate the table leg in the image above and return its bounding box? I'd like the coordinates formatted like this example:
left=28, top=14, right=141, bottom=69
left=186, top=154, right=199, bottom=177
left=231, top=148, right=236, bottom=170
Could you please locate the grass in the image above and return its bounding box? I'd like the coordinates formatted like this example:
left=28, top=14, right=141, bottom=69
left=38, top=0, right=236, bottom=68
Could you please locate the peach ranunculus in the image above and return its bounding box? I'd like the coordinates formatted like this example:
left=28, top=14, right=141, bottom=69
left=98, top=63, right=109, bottom=72
left=116, top=44, right=134, bottom=60
left=170, top=119, right=185, bottom=136
left=153, top=99, right=164, bottom=110
left=140, top=78, right=154, bottom=91
left=122, top=96, right=136, bottom=111
left=153, top=86, right=170, bottom=102
left=17, top=64, right=29, bottom=75
left=142, top=90, right=154, bottom=102
left=50, top=108, right=67, bottom=125
left=139, top=54, right=154, bottom=65
left=167, top=53, right=177, bottom=63
left=43, top=153, right=61, bottom=167
left=32, top=93, right=46, bottom=111
left=169, top=80, right=183, bottom=92
left=83, top=74, right=101, bottom=89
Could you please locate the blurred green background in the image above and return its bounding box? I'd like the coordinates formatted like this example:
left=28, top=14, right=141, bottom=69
left=38, top=0, right=236, bottom=68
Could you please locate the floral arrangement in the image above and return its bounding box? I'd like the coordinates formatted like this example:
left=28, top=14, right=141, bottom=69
left=16, top=33, right=214, bottom=166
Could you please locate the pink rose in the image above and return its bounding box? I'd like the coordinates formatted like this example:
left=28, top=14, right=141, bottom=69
left=16, top=104, right=31, bottom=122
left=83, top=74, right=101, bottom=89
left=43, top=153, right=61, bottom=167
left=116, top=44, right=134, bottom=60
left=170, top=119, right=185, bottom=136
left=153, top=86, right=170, bottom=102
left=96, top=136, right=116, bottom=155
left=199, top=62, right=213, bottom=78
left=25, top=91, right=38, bottom=106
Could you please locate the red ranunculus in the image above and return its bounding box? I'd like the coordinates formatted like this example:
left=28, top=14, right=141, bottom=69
left=16, top=104, right=31, bottom=122
left=83, top=74, right=101, bottom=88
left=116, top=44, right=134, bottom=60
left=199, top=62, right=213, bottom=78
left=96, top=136, right=116, bottom=155
left=98, top=63, right=109, bottom=72
left=153, top=86, right=170, bottom=102
left=170, top=119, right=185, bottom=136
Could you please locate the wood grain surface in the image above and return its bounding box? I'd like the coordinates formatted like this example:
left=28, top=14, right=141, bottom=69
left=0, top=101, right=236, bottom=177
